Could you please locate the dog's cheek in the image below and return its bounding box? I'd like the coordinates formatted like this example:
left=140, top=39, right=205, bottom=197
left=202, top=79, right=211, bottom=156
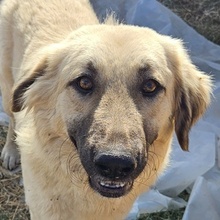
left=141, top=109, right=162, bottom=147
left=67, top=112, right=95, bottom=158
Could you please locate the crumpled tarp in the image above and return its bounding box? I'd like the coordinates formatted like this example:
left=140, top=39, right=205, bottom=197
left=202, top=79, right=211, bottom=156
left=0, top=0, right=220, bottom=219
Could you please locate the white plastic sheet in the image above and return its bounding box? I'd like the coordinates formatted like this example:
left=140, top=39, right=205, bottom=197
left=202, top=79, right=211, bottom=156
left=1, top=0, right=220, bottom=219
left=0, top=96, right=8, bottom=127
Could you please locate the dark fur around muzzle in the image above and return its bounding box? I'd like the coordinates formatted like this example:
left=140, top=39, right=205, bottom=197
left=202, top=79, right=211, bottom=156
left=67, top=91, right=156, bottom=198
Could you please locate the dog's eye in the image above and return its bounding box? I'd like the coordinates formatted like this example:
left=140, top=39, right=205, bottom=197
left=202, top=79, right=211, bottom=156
left=141, top=79, right=161, bottom=97
left=74, top=76, right=94, bottom=94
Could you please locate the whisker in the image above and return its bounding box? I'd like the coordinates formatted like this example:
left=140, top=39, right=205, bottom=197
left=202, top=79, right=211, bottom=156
left=135, top=179, right=151, bottom=189
left=58, top=137, right=69, bottom=162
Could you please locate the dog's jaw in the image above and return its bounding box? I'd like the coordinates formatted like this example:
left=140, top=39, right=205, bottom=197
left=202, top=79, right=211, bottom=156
left=89, top=175, right=133, bottom=198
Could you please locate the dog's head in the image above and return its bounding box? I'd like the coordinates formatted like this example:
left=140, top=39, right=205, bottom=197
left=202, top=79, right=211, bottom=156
left=12, top=25, right=212, bottom=198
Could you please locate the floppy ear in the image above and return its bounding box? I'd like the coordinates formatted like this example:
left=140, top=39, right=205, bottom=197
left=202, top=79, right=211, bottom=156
left=12, top=44, right=63, bottom=112
left=12, top=58, right=47, bottom=112
left=164, top=38, right=212, bottom=151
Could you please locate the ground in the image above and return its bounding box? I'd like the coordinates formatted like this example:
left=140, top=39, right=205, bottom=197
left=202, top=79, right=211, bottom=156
left=0, top=0, right=219, bottom=219
left=0, top=126, right=30, bottom=220
left=159, top=0, right=220, bottom=45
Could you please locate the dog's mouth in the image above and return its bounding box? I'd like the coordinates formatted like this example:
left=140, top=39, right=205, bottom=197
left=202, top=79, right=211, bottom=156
left=68, top=134, right=143, bottom=198
left=89, top=176, right=133, bottom=198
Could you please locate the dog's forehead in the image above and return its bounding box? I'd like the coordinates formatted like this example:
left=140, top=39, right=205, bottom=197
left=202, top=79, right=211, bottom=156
left=62, top=25, right=173, bottom=84
left=73, top=25, right=167, bottom=60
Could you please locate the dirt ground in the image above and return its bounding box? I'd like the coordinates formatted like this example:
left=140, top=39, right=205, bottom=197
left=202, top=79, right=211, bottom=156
left=158, top=0, right=220, bottom=45
left=0, top=0, right=219, bottom=219
left=0, top=126, right=30, bottom=220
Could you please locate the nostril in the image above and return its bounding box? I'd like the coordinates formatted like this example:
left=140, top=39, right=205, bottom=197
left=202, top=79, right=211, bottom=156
left=122, top=166, right=133, bottom=175
left=97, top=164, right=112, bottom=176
left=94, top=154, right=135, bottom=179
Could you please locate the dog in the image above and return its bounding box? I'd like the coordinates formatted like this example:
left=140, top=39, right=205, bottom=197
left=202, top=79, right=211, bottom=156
left=0, top=0, right=212, bottom=219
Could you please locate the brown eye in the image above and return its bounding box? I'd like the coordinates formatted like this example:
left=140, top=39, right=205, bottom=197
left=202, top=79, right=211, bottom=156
left=141, top=79, right=162, bottom=97
left=73, top=76, right=94, bottom=94
left=143, top=80, right=157, bottom=93
left=78, top=77, right=93, bottom=90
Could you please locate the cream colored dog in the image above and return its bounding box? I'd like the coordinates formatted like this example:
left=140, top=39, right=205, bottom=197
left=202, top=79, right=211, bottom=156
left=0, top=0, right=212, bottom=219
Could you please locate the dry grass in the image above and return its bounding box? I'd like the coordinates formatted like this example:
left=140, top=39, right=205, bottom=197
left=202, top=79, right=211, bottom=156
left=0, top=168, right=29, bottom=220
left=140, top=191, right=190, bottom=220
left=0, top=0, right=219, bottom=219
left=158, top=0, right=220, bottom=45
left=0, top=126, right=30, bottom=220
left=139, top=209, right=185, bottom=220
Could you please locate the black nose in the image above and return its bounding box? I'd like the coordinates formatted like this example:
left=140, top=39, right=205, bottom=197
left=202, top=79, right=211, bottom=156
left=94, top=154, right=135, bottom=179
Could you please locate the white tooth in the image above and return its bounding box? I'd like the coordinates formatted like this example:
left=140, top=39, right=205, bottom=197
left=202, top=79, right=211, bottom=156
left=100, top=181, right=106, bottom=187
left=99, top=181, right=126, bottom=188
left=120, top=183, right=125, bottom=187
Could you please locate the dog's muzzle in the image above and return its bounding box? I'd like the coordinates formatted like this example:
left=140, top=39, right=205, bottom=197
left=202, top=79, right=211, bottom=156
left=88, top=152, right=143, bottom=198
left=94, top=154, right=136, bottom=179
left=68, top=129, right=146, bottom=198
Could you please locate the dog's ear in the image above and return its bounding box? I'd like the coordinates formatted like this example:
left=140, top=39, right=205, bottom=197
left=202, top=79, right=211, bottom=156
left=174, top=74, right=212, bottom=151
left=12, top=44, right=63, bottom=112
left=12, top=58, right=47, bottom=112
left=163, top=38, right=212, bottom=151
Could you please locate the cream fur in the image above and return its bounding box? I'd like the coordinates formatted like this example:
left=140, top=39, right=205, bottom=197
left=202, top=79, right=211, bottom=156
left=0, top=0, right=212, bottom=219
